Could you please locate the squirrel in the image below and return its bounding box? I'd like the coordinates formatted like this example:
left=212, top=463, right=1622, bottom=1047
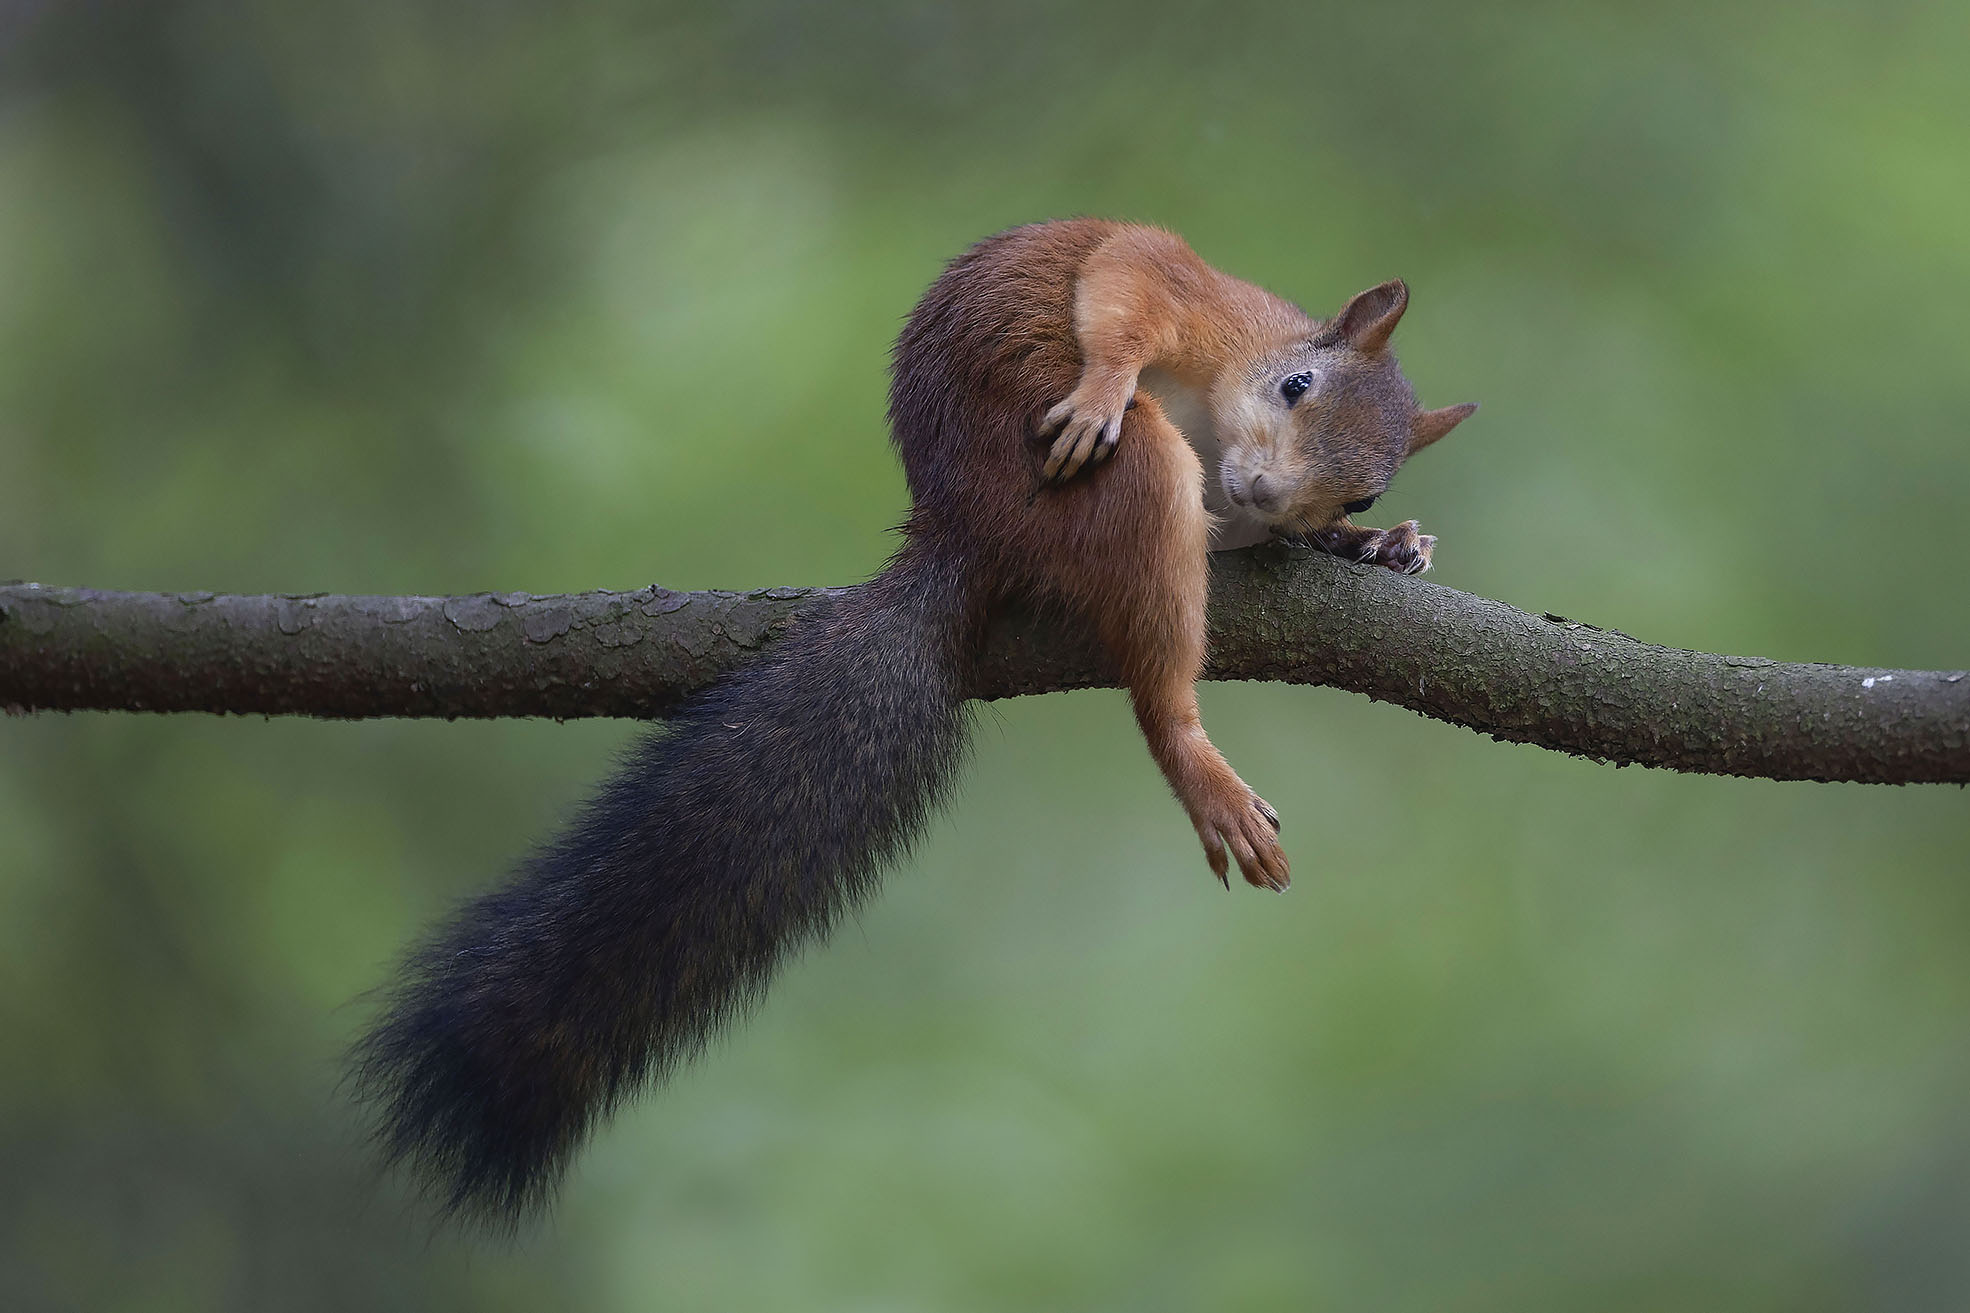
left=352, top=219, right=1477, bottom=1224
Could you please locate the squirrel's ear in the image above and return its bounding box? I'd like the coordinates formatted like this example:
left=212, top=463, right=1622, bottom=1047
left=1408, top=402, right=1478, bottom=453
left=1334, top=279, right=1409, bottom=353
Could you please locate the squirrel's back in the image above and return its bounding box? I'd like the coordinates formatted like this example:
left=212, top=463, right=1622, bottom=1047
left=890, top=220, right=1120, bottom=528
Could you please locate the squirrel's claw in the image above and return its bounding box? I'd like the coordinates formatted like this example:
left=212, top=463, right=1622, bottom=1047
left=1196, top=791, right=1290, bottom=892
left=1039, top=390, right=1130, bottom=482
left=1303, top=519, right=1436, bottom=576
left=1379, top=520, right=1435, bottom=575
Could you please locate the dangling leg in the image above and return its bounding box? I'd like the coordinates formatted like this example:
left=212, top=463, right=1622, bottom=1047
left=1117, top=610, right=1290, bottom=892
left=1028, top=396, right=1290, bottom=890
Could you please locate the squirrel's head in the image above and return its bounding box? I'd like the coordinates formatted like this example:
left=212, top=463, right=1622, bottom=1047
left=1212, top=279, right=1476, bottom=534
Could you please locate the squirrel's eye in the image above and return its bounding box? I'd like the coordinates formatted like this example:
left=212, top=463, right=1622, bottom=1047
left=1342, top=495, right=1378, bottom=515
left=1279, top=372, right=1314, bottom=403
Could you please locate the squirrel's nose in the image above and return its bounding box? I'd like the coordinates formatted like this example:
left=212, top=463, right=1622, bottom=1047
left=1249, top=474, right=1285, bottom=513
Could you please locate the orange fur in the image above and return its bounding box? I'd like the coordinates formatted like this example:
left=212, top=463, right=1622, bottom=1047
left=890, top=220, right=1474, bottom=889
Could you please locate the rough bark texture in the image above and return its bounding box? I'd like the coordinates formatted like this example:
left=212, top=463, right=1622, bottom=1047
left=4, top=545, right=1966, bottom=784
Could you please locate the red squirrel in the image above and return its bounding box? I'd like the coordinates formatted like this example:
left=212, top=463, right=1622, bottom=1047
left=354, top=219, right=1477, bottom=1223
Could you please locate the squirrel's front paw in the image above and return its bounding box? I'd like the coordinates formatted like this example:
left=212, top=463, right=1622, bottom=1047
left=1359, top=520, right=1435, bottom=575
left=1308, top=519, right=1435, bottom=574
left=1039, top=386, right=1133, bottom=481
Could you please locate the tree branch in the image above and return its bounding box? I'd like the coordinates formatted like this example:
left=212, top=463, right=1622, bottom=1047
left=3, top=546, right=1965, bottom=784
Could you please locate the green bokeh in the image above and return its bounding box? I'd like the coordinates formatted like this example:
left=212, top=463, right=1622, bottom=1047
left=3, top=3, right=1968, bottom=1309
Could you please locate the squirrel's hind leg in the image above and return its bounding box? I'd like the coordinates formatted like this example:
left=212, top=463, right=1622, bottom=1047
left=1026, top=396, right=1289, bottom=891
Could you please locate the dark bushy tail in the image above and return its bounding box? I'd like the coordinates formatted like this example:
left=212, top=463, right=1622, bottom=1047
left=351, top=543, right=976, bottom=1225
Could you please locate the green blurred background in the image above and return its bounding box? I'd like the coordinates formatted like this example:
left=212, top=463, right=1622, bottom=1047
left=3, top=2, right=1968, bottom=1308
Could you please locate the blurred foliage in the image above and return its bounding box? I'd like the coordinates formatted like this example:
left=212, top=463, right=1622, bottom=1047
left=3, top=1, right=1968, bottom=1309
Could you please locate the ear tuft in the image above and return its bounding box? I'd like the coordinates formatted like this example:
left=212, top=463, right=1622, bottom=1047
left=1408, top=402, right=1478, bottom=453
left=1334, top=279, right=1409, bottom=353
